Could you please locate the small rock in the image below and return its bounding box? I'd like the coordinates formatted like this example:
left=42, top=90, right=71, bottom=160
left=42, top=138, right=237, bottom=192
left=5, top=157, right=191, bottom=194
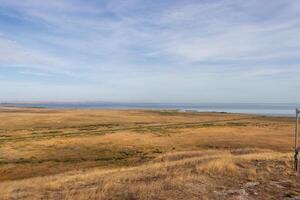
left=227, top=189, right=248, bottom=196
left=215, top=189, right=249, bottom=197
left=244, top=182, right=260, bottom=188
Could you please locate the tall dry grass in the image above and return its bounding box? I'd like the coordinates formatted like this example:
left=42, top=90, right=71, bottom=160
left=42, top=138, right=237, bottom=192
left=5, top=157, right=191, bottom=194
left=0, top=149, right=294, bottom=200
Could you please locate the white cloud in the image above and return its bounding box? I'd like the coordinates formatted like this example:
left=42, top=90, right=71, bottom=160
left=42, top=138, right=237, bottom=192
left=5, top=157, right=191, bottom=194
left=0, top=0, right=300, bottom=102
left=155, top=0, right=300, bottom=63
left=0, top=36, right=64, bottom=69
left=1, top=0, right=299, bottom=70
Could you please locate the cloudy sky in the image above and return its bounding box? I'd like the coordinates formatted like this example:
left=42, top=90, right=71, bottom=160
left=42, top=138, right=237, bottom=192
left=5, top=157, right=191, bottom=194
left=0, top=0, right=299, bottom=103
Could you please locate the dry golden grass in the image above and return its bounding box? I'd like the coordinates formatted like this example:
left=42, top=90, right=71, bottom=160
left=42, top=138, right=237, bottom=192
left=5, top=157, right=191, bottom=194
left=0, top=150, right=298, bottom=200
left=198, top=156, right=238, bottom=175
left=0, top=108, right=299, bottom=199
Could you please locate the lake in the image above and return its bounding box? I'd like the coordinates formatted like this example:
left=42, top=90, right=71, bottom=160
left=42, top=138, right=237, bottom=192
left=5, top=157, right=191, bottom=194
left=1, top=102, right=300, bottom=116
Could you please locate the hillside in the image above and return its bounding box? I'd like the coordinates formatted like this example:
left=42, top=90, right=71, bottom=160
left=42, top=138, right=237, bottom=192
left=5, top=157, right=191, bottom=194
left=0, top=108, right=299, bottom=199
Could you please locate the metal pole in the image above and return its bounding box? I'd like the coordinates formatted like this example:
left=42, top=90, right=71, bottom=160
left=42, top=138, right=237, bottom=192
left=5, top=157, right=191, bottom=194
left=295, top=108, right=299, bottom=172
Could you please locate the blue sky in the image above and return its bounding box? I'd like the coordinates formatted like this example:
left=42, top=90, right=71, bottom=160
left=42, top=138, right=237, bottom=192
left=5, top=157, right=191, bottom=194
left=0, top=0, right=299, bottom=103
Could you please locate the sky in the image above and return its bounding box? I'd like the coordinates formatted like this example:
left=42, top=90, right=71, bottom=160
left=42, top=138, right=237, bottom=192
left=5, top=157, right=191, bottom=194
left=0, top=0, right=300, bottom=103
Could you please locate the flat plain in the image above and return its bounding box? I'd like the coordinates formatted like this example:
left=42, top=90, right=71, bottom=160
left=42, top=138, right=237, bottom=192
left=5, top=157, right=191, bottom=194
left=0, top=107, right=299, bottom=199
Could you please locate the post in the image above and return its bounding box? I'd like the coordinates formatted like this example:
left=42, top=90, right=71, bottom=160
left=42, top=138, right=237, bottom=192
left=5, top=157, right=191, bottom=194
left=295, top=108, right=299, bottom=172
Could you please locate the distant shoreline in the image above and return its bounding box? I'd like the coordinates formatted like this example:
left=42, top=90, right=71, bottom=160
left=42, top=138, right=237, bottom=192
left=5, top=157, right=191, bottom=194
left=1, top=102, right=298, bottom=117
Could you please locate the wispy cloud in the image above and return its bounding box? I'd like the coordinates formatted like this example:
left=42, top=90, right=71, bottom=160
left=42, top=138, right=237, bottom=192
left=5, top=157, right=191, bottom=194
left=0, top=35, right=65, bottom=69
left=0, top=0, right=299, bottom=102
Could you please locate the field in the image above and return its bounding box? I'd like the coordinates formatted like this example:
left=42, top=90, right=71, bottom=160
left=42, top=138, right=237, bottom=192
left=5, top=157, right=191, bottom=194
left=0, top=107, right=299, bottom=199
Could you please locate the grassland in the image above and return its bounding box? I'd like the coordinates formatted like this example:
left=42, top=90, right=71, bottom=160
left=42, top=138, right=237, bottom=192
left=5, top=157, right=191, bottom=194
left=0, top=107, right=299, bottom=199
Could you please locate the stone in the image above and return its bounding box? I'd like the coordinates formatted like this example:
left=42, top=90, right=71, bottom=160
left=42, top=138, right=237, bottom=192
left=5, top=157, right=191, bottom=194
left=244, top=182, right=260, bottom=188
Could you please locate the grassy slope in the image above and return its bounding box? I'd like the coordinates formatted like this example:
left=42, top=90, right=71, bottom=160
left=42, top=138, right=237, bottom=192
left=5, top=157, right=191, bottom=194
left=1, top=149, right=299, bottom=200
left=0, top=108, right=298, bottom=199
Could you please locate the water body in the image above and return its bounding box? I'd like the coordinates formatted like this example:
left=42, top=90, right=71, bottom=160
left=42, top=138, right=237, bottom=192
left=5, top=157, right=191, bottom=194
left=1, top=102, right=300, bottom=116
